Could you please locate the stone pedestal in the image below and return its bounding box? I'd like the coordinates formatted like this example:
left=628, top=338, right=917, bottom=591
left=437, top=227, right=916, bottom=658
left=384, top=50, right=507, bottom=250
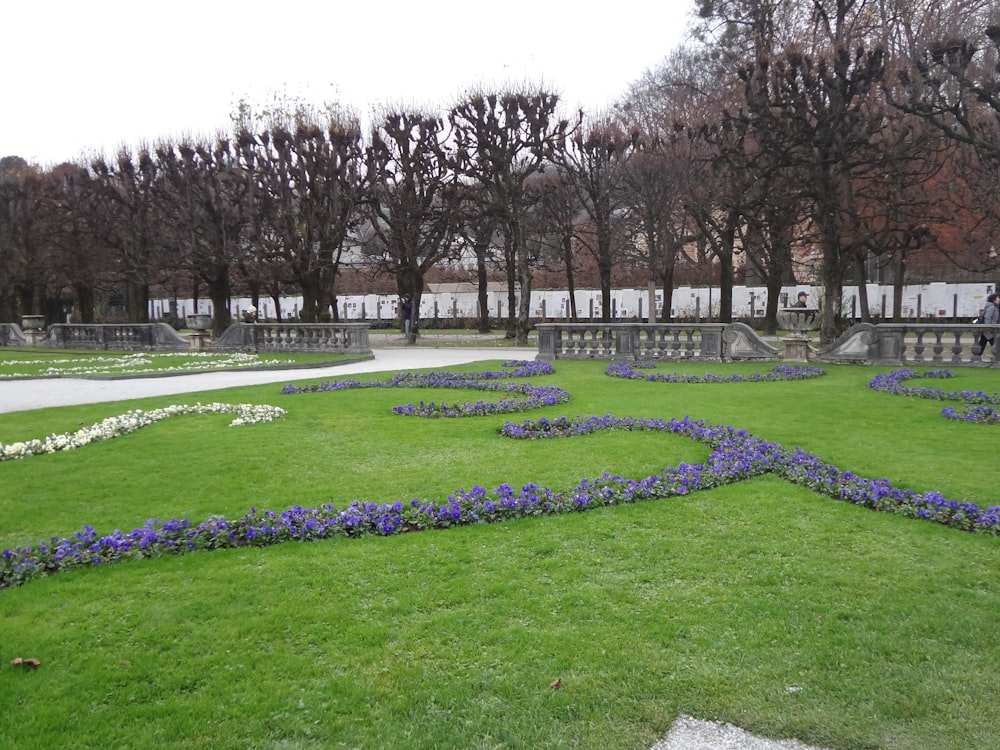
left=21, top=315, right=46, bottom=346
left=782, top=336, right=811, bottom=362
left=188, top=332, right=211, bottom=350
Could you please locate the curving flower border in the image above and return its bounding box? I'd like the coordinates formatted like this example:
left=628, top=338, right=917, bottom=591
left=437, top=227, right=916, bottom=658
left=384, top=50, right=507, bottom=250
left=280, top=360, right=569, bottom=417
left=867, top=368, right=1000, bottom=424
left=0, top=403, right=286, bottom=462
left=4, top=362, right=999, bottom=590
left=606, top=361, right=826, bottom=383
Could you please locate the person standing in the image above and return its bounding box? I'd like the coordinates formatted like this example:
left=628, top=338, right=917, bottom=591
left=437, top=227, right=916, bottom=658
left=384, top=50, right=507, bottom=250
left=979, top=293, right=999, bottom=353
left=400, top=295, right=413, bottom=336
left=791, top=291, right=809, bottom=308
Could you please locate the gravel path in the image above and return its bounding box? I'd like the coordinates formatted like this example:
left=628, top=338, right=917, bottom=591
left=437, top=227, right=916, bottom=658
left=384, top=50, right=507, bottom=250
left=651, top=715, right=831, bottom=750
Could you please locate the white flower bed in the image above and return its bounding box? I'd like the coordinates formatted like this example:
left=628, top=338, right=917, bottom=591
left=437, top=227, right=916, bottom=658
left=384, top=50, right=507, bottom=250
left=0, top=352, right=287, bottom=378
left=0, top=403, right=286, bottom=462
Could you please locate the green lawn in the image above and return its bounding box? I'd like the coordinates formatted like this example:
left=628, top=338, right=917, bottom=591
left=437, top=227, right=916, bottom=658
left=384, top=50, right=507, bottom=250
left=1, top=358, right=998, bottom=749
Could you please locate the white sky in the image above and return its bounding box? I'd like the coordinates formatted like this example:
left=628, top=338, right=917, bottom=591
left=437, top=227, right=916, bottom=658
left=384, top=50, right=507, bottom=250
left=3, top=1, right=694, bottom=167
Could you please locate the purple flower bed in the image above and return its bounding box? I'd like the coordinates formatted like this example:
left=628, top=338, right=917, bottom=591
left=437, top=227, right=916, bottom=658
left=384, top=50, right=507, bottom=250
left=606, top=361, right=826, bottom=383
left=5, top=363, right=998, bottom=590
left=280, top=360, right=568, bottom=417
left=501, top=414, right=1000, bottom=532
left=867, top=368, right=1000, bottom=424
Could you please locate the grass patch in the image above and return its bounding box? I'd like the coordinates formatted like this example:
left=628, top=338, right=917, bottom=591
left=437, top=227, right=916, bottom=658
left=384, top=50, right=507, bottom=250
left=1, top=358, right=998, bottom=749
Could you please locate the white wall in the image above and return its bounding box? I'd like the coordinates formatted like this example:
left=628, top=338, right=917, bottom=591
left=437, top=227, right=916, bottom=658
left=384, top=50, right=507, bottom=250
left=149, top=282, right=997, bottom=322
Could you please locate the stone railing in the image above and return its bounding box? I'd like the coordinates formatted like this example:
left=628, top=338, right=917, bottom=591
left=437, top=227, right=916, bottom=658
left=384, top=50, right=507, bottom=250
left=815, top=323, right=999, bottom=367
left=39, top=323, right=189, bottom=351
left=0, top=323, right=28, bottom=346
left=536, top=322, right=779, bottom=362
left=210, top=322, right=371, bottom=354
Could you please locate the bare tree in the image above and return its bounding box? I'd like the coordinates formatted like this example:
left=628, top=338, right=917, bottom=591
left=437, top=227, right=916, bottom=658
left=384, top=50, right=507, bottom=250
left=452, top=181, right=503, bottom=332
left=91, top=147, right=166, bottom=322
left=39, top=163, right=110, bottom=323
left=0, top=157, right=38, bottom=321
left=893, top=9, right=1000, bottom=162
left=619, top=131, right=698, bottom=322
left=734, top=3, right=890, bottom=341
left=524, top=169, right=584, bottom=321
left=449, top=89, right=575, bottom=344
left=363, top=109, right=460, bottom=342
left=553, top=114, right=637, bottom=322
left=253, top=114, right=364, bottom=322
left=155, top=138, right=251, bottom=332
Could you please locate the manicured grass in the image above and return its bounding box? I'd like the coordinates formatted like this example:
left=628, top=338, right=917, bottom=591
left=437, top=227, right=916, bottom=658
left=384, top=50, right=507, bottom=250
left=0, top=349, right=357, bottom=378
left=1, top=358, right=998, bottom=749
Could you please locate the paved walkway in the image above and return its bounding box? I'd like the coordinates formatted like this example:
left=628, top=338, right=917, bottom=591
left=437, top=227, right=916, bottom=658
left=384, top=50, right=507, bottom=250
left=0, top=343, right=834, bottom=750
left=0, top=347, right=535, bottom=414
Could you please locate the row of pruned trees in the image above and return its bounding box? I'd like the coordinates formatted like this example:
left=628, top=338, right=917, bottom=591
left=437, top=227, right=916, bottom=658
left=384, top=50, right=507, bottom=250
left=2, top=0, right=1000, bottom=343
left=623, top=0, right=1000, bottom=340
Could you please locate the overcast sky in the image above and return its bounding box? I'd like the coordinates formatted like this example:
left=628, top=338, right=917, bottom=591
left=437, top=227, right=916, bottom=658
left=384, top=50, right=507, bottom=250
left=4, top=1, right=694, bottom=167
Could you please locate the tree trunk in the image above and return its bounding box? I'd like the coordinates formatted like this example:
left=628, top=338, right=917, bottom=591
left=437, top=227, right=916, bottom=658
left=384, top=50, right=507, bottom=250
left=854, top=257, right=870, bottom=322
left=299, top=278, right=322, bottom=323
left=516, top=243, right=533, bottom=345
left=127, top=280, right=149, bottom=323
left=205, top=264, right=232, bottom=333
left=561, top=232, right=578, bottom=321
left=599, top=259, right=613, bottom=322
left=658, top=270, right=675, bottom=323
left=504, top=247, right=517, bottom=338
left=74, top=282, right=96, bottom=323
left=819, top=234, right=846, bottom=344
left=763, top=272, right=784, bottom=335
left=892, top=253, right=905, bottom=322
left=717, top=248, right=734, bottom=324
left=476, top=245, right=491, bottom=333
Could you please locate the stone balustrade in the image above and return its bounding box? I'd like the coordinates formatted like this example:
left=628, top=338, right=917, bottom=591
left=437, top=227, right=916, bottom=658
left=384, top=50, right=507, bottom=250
left=536, top=322, right=779, bottom=362
left=814, top=323, right=999, bottom=366
left=39, top=323, right=189, bottom=351
left=0, top=323, right=28, bottom=346
left=210, top=322, right=371, bottom=354
left=536, top=321, right=1000, bottom=367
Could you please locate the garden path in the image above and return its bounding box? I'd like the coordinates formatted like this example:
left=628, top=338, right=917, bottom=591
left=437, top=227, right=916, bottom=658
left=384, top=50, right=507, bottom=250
left=0, top=347, right=535, bottom=414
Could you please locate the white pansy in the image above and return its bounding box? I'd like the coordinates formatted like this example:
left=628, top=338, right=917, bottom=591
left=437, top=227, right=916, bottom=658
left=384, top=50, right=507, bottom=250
left=1, top=353, right=287, bottom=379
left=0, top=403, right=286, bottom=462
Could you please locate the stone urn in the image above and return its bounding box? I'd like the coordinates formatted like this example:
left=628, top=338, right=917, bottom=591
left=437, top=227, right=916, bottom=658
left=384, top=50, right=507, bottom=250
left=776, top=308, right=819, bottom=333
left=186, top=314, right=213, bottom=331
left=777, top=308, right=818, bottom=362
left=21, top=314, right=45, bottom=331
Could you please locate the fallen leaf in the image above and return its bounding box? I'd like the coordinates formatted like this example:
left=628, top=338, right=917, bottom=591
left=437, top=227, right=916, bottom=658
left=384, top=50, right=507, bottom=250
left=11, top=657, right=41, bottom=668
left=549, top=678, right=561, bottom=690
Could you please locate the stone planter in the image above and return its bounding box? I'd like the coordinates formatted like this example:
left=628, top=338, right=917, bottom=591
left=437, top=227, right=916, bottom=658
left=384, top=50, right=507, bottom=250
left=186, top=314, right=212, bottom=331
left=777, top=308, right=818, bottom=362
left=776, top=308, right=819, bottom=333
left=21, top=315, right=45, bottom=330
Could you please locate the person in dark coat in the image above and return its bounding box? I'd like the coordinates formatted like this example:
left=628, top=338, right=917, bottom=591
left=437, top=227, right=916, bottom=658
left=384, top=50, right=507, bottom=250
left=400, top=295, right=413, bottom=336
left=979, top=293, right=999, bottom=353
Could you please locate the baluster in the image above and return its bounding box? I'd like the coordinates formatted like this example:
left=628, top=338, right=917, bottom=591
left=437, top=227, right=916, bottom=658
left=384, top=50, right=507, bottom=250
left=931, top=330, right=944, bottom=364
left=912, top=330, right=925, bottom=363
left=950, top=332, right=963, bottom=364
